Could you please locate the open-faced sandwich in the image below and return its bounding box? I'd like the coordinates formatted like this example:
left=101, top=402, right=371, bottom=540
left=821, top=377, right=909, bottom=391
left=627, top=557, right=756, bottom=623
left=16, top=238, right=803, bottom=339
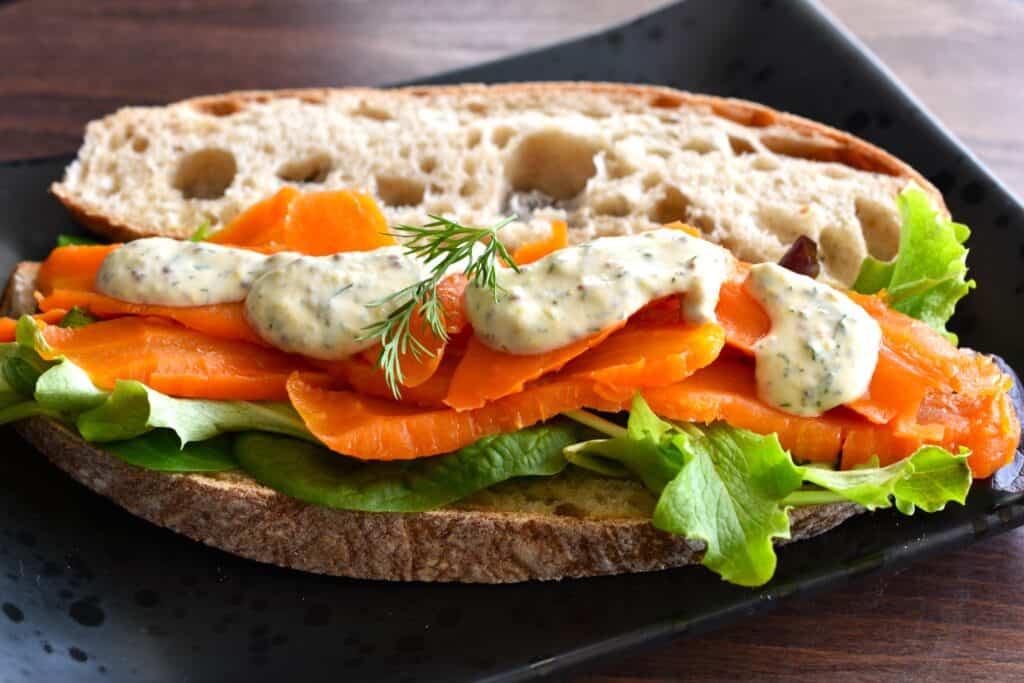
left=1, top=84, right=1019, bottom=585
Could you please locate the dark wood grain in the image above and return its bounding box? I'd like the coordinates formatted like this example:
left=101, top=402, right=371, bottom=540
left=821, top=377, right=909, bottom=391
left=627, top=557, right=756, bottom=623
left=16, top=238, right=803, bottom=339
left=2, top=1, right=1023, bottom=681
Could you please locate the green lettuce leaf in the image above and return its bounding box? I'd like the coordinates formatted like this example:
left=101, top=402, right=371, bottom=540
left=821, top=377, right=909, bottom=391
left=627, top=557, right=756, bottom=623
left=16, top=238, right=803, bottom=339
left=653, top=424, right=803, bottom=586
left=58, top=307, right=98, bottom=328
left=891, top=446, right=972, bottom=514
left=56, top=234, right=100, bottom=247
left=103, top=430, right=237, bottom=472
left=0, top=324, right=63, bottom=417
left=34, top=361, right=107, bottom=413
left=234, top=421, right=579, bottom=512
left=189, top=221, right=214, bottom=242
left=76, top=380, right=313, bottom=445
left=852, top=184, right=974, bottom=342
left=0, top=343, right=51, bottom=408
left=563, top=441, right=632, bottom=478
left=565, top=398, right=682, bottom=491
left=0, top=401, right=63, bottom=423
left=795, top=447, right=971, bottom=512
left=566, top=395, right=973, bottom=586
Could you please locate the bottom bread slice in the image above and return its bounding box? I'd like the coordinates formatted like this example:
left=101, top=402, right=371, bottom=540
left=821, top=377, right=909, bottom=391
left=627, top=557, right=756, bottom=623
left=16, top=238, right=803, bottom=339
left=15, top=417, right=861, bottom=582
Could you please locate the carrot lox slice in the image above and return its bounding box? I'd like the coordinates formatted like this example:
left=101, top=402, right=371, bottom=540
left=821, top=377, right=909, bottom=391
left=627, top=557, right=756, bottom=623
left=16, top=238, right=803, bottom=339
left=289, top=320, right=727, bottom=460
left=318, top=354, right=459, bottom=409
left=287, top=371, right=605, bottom=460
left=207, top=187, right=299, bottom=248
left=0, top=309, right=67, bottom=342
left=715, top=270, right=1010, bottom=437
left=511, top=220, right=568, bottom=265
left=212, top=188, right=394, bottom=256
left=282, top=190, right=394, bottom=255
left=444, top=322, right=626, bottom=411
left=38, top=289, right=265, bottom=346
left=37, top=244, right=120, bottom=295
left=39, top=317, right=313, bottom=401
left=562, top=321, right=725, bottom=390
left=397, top=274, right=470, bottom=388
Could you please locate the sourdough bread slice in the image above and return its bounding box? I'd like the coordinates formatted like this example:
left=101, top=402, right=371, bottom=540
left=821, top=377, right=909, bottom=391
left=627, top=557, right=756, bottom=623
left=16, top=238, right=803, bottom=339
left=52, top=83, right=943, bottom=287
left=3, top=265, right=860, bottom=582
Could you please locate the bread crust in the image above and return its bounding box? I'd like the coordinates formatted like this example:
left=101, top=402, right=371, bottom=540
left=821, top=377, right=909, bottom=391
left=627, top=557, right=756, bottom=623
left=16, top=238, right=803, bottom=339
left=3, top=260, right=861, bottom=582
left=14, top=416, right=861, bottom=582
left=50, top=82, right=947, bottom=243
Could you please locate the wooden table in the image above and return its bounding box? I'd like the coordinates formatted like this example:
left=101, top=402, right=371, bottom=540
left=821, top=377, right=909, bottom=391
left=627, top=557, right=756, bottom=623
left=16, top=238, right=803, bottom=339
left=2, top=1, right=1022, bottom=680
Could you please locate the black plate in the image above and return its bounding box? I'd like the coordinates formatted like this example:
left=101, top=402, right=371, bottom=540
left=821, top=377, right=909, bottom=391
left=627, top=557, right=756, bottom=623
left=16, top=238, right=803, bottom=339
left=2, top=1, right=1024, bottom=681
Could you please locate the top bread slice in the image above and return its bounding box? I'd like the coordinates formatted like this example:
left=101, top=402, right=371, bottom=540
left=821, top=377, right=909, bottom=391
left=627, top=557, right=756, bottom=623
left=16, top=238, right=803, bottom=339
left=52, top=82, right=942, bottom=287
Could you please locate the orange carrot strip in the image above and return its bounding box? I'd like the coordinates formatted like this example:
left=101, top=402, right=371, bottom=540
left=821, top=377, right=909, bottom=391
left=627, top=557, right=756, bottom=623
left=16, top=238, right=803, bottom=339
left=208, top=188, right=395, bottom=255
left=0, top=310, right=67, bottom=342
left=37, top=244, right=120, bottom=295
left=287, top=371, right=606, bottom=460
left=562, top=321, right=725, bottom=390
left=661, top=221, right=702, bottom=238
left=714, top=270, right=1010, bottom=438
left=893, top=387, right=1019, bottom=478
left=641, top=360, right=886, bottom=464
left=396, top=274, right=469, bottom=388
left=355, top=274, right=470, bottom=390
left=40, top=317, right=313, bottom=401
left=436, top=273, right=470, bottom=334
left=208, top=187, right=299, bottom=248
left=37, top=289, right=265, bottom=346
left=511, top=220, right=568, bottom=265
left=324, top=355, right=459, bottom=409
left=290, top=321, right=727, bottom=459
left=282, top=190, right=395, bottom=255
left=444, top=322, right=626, bottom=411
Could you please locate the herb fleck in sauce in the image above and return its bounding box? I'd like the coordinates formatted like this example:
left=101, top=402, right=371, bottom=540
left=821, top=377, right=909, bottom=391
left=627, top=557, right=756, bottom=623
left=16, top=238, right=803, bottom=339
left=465, top=229, right=731, bottom=354
left=747, top=263, right=881, bottom=417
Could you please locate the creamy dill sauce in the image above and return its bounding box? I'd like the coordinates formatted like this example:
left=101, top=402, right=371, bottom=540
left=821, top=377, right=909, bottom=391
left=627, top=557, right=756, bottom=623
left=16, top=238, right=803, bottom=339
left=747, top=263, right=881, bottom=417
left=95, top=238, right=427, bottom=359
left=465, top=229, right=732, bottom=354
left=96, top=233, right=881, bottom=417
left=245, top=248, right=428, bottom=359
left=96, top=238, right=299, bottom=306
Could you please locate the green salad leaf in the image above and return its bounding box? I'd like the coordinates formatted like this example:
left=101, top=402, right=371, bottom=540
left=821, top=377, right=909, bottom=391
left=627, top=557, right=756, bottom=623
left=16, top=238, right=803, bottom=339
left=0, top=335, right=77, bottom=421
left=189, top=221, right=214, bottom=242
left=56, top=234, right=100, bottom=247
left=567, top=395, right=973, bottom=586
left=234, top=421, right=580, bottom=512
left=890, top=446, right=973, bottom=514
left=35, top=360, right=107, bottom=413
left=654, top=424, right=802, bottom=586
left=0, top=401, right=63, bottom=423
left=103, top=430, right=237, bottom=472
left=0, top=343, right=52, bottom=407
left=566, top=398, right=682, bottom=492
left=793, top=447, right=971, bottom=513
left=58, top=307, right=98, bottom=329
left=76, top=380, right=313, bottom=445
left=852, top=184, right=974, bottom=342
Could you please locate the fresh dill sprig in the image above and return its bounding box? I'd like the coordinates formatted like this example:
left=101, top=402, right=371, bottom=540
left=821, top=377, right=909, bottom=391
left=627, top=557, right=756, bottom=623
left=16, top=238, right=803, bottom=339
left=360, top=214, right=519, bottom=397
